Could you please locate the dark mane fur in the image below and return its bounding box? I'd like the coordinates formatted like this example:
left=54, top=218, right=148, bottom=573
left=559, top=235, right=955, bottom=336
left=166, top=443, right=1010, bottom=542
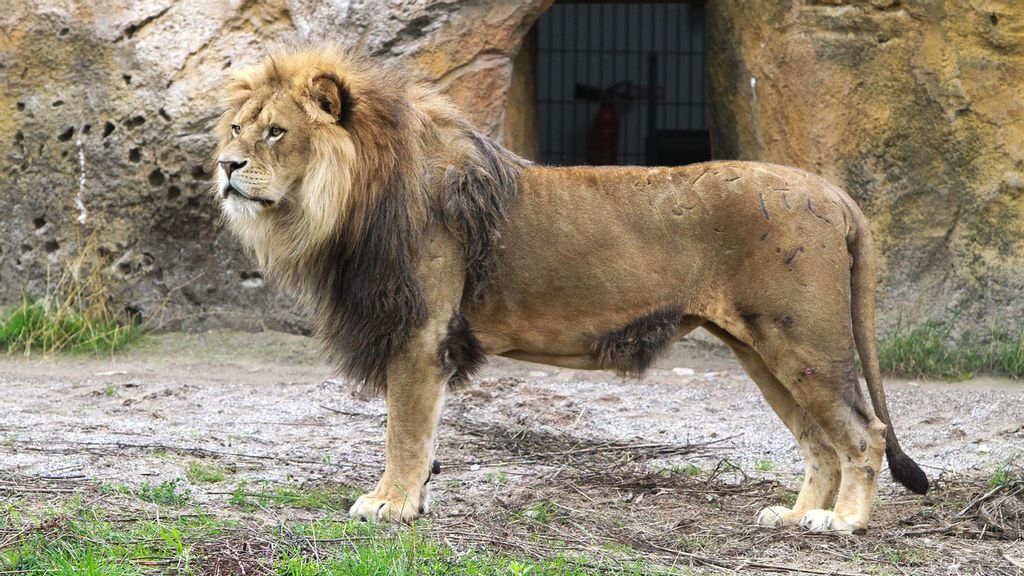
left=314, top=179, right=429, bottom=395
left=300, top=56, right=520, bottom=394
left=308, top=63, right=431, bottom=395
left=440, top=128, right=524, bottom=302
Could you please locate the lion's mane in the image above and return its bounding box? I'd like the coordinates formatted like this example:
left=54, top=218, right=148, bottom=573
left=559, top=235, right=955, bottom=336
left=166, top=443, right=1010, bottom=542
left=216, top=46, right=524, bottom=394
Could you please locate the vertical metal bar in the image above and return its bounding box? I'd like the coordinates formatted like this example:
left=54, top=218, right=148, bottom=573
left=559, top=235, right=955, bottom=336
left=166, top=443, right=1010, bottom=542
left=593, top=3, right=598, bottom=164
left=700, top=4, right=708, bottom=130
left=578, top=2, right=585, bottom=165
left=622, top=2, right=630, bottom=163
left=630, top=5, right=638, bottom=163
left=664, top=2, right=673, bottom=132
left=612, top=1, right=619, bottom=163
left=545, top=9, right=553, bottom=163
left=574, top=3, right=580, bottom=165
left=689, top=4, right=697, bottom=129
left=585, top=2, right=593, bottom=163
left=673, top=4, right=681, bottom=130
left=647, top=52, right=657, bottom=166
left=561, top=3, right=569, bottom=165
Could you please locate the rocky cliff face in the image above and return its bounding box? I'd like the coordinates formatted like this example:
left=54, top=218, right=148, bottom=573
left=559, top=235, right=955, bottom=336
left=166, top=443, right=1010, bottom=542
left=0, top=0, right=550, bottom=331
left=708, top=0, right=1024, bottom=332
left=3, top=0, right=1021, bottom=335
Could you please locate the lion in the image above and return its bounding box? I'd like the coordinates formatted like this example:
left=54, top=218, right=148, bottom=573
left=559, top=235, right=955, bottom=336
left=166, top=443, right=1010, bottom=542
left=211, top=45, right=928, bottom=532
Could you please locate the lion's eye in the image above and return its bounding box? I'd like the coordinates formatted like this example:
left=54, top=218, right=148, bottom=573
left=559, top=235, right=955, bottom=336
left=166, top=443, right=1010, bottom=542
left=267, top=126, right=285, bottom=139
left=231, top=124, right=240, bottom=137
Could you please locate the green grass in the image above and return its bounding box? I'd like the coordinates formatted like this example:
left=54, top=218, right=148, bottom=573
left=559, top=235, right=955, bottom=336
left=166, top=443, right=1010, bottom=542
left=513, top=501, right=557, bottom=525
left=780, top=488, right=799, bottom=508
left=101, top=479, right=192, bottom=507
left=0, top=502, right=658, bottom=576
left=0, top=297, right=140, bottom=355
left=870, top=543, right=928, bottom=567
left=272, top=520, right=654, bottom=576
left=753, top=460, right=775, bottom=472
left=135, top=480, right=192, bottom=506
left=228, top=481, right=358, bottom=512
left=483, top=471, right=509, bottom=485
left=185, top=460, right=228, bottom=484
left=660, top=464, right=703, bottom=477
left=878, top=317, right=1024, bottom=380
left=989, top=461, right=1021, bottom=487
left=675, top=534, right=718, bottom=554
left=2, top=233, right=144, bottom=356
left=0, top=510, right=227, bottom=575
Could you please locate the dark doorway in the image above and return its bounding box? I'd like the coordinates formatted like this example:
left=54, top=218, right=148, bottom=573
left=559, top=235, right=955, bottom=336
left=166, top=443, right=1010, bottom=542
left=534, top=1, right=710, bottom=167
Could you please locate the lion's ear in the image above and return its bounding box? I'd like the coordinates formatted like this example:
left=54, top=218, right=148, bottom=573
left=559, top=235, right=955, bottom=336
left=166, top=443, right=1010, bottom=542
left=309, top=73, right=352, bottom=126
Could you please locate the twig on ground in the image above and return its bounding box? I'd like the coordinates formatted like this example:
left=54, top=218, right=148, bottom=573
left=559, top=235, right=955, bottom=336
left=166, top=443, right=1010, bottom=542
left=4, top=440, right=353, bottom=469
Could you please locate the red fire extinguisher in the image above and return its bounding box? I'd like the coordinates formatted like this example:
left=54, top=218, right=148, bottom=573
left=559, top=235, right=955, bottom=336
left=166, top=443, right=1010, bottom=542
left=576, top=81, right=631, bottom=165
left=588, top=100, right=619, bottom=165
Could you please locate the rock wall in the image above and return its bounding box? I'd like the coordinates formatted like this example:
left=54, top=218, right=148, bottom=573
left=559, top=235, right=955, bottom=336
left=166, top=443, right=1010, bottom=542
left=4, top=0, right=1021, bottom=335
left=0, top=0, right=551, bottom=331
left=708, top=0, right=1024, bottom=332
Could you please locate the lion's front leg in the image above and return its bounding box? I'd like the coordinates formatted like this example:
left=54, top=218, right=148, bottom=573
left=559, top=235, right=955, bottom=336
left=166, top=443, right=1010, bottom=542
left=349, top=338, right=447, bottom=523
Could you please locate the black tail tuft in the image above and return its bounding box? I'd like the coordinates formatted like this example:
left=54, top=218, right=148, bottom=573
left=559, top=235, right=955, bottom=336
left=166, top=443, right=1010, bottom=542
left=886, top=446, right=929, bottom=495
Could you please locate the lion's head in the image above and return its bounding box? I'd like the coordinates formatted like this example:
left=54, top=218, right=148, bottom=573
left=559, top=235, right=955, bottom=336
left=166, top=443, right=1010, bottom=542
left=214, top=67, right=332, bottom=215
left=212, top=46, right=445, bottom=270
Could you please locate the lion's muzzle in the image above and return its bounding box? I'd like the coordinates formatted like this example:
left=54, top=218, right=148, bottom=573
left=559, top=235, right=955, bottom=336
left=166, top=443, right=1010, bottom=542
left=217, top=155, right=274, bottom=207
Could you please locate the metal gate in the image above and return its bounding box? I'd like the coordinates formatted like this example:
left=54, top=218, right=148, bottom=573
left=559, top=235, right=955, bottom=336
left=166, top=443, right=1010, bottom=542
left=535, top=1, right=709, bottom=166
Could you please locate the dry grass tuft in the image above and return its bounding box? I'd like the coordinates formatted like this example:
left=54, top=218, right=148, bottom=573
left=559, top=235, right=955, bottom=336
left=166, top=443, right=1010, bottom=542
left=0, top=233, right=140, bottom=355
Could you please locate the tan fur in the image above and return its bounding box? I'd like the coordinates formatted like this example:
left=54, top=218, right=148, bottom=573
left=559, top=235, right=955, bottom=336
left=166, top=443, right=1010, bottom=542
left=213, top=46, right=923, bottom=531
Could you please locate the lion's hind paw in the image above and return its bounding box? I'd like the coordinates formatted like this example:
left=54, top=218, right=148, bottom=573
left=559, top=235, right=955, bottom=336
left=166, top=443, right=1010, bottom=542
left=756, top=505, right=799, bottom=527
left=798, top=509, right=860, bottom=533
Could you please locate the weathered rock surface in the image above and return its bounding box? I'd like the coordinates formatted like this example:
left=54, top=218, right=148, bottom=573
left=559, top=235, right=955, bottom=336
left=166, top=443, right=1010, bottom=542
left=0, top=0, right=550, bottom=331
left=709, top=0, right=1024, bottom=332
left=3, top=0, right=1021, bottom=337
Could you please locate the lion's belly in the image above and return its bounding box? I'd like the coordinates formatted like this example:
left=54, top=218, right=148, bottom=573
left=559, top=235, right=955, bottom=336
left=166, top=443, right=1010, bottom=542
left=462, top=161, right=855, bottom=359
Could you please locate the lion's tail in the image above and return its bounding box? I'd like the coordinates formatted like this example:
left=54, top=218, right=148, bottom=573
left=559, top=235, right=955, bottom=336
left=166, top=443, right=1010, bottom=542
left=847, top=204, right=929, bottom=495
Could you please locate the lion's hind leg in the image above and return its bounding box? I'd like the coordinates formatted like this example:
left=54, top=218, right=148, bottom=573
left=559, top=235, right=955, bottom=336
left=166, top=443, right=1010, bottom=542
left=705, top=324, right=842, bottom=527
left=758, top=343, right=886, bottom=533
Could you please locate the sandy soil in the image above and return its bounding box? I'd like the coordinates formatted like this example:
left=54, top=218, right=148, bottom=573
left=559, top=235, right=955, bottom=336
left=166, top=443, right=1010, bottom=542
left=1, top=329, right=1022, bottom=574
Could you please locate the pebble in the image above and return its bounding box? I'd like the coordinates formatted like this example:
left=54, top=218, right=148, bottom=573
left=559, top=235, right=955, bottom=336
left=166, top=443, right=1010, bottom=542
left=672, top=367, right=696, bottom=376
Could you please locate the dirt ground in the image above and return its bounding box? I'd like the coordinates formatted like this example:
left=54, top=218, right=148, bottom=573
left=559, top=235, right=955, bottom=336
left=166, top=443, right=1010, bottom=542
left=1, top=329, right=1022, bottom=575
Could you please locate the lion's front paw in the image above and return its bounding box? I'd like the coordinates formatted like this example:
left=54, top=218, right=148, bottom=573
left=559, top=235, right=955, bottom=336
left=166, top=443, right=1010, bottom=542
left=349, top=492, right=421, bottom=523
left=756, top=505, right=801, bottom=527
left=798, top=509, right=860, bottom=533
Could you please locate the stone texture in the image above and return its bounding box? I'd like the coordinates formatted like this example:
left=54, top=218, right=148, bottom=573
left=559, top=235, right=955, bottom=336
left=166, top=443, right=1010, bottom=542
left=0, top=0, right=551, bottom=331
left=4, top=0, right=1020, bottom=336
left=709, top=0, right=1024, bottom=332
left=502, top=28, right=540, bottom=161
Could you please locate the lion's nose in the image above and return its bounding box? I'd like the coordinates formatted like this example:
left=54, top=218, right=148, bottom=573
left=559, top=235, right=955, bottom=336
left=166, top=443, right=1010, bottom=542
left=218, top=159, right=248, bottom=178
